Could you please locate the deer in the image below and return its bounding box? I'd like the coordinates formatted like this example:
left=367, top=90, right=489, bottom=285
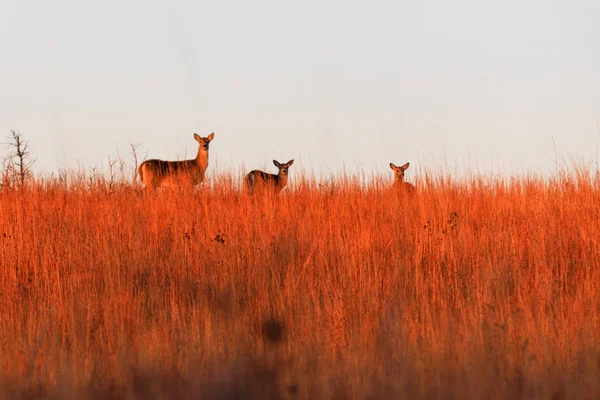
left=138, top=132, right=214, bottom=190
left=245, top=159, right=294, bottom=195
left=390, top=162, right=416, bottom=195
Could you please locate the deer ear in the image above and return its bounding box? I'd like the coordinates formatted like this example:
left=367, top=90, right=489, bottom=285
left=390, top=163, right=397, bottom=170
left=273, top=160, right=281, bottom=168
left=400, top=162, right=410, bottom=170
left=207, top=132, right=215, bottom=141
left=194, top=133, right=201, bottom=142
left=286, top=159, right=294, bottom=167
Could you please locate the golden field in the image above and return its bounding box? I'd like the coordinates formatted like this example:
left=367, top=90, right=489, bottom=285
left=0, top=170, right=599, bottom=399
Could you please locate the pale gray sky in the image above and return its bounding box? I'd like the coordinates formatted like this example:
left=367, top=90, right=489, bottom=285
left=1, top=0, right=599, bottom=178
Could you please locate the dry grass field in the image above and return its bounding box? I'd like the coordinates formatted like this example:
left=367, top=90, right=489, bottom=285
left=0, top=169, right=599, bottom=399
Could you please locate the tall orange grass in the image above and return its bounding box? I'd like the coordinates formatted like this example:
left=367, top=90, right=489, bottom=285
left=0, top=169, right=599, bottom=399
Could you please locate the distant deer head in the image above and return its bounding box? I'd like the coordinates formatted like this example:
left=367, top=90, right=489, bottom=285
left=390, top=162, right=410, bottom=183
left=194, top=132, right=214, bottom=152
left=273, top=159, right=293, bottom=179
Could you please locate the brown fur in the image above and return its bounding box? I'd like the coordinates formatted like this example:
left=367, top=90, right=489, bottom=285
left=139, top=132, right=214, bottom=190
left=245, top=159, right=294, bottom=195
left=390, top=162, right=416, bottom=195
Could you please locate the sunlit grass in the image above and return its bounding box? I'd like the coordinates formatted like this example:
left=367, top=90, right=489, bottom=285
left=0, top=169, right=598, bottom=399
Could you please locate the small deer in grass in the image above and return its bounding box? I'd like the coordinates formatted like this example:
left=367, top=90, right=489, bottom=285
left=245, top=159, right=294, bottom=195
left=138, top=132, right=214, bottom=190
left=390, top=162, right=416, bottom=194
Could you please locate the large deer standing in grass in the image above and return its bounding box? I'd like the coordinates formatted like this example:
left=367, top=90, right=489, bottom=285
left=245, top=159, right=294, bottom=195
left=390, top=162, right=416, bottom=195
left=139, top=132, right=214, bottom=190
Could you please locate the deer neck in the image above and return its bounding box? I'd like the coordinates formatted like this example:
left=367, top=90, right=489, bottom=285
left=277, top=173, right=288, bottom=188
left=195, top=148, right=209, bottom=171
